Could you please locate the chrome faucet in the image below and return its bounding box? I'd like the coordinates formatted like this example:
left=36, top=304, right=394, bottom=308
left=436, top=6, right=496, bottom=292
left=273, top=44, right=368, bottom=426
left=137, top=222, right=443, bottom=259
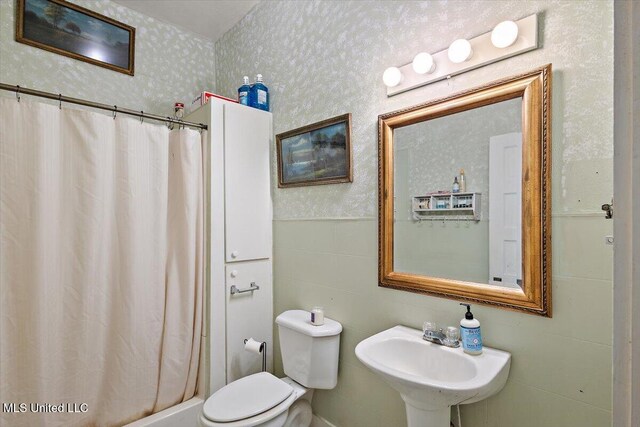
left=423, top=327, right=446, bottom=345
left=422, top=322, right=460, bottom=348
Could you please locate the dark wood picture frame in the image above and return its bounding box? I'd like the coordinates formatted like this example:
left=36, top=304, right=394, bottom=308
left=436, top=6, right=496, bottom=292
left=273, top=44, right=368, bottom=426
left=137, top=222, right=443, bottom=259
left=16, top=0, right=135, bottom=75
left=276, top=113, right=353, bottom=188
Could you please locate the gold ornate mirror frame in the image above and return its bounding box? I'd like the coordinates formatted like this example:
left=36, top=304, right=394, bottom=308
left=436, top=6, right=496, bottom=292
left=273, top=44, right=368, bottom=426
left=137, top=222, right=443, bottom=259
left=378, top=64, right=552, bottom=317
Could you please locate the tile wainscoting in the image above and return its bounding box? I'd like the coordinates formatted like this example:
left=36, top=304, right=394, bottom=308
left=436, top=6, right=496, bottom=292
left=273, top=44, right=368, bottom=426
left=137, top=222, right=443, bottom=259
left=272, top=217, right=612, bottom=427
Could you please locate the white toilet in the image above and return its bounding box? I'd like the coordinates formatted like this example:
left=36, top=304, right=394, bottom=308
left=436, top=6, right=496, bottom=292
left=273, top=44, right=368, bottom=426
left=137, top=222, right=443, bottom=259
left=199, top=310, right=342, bottom=427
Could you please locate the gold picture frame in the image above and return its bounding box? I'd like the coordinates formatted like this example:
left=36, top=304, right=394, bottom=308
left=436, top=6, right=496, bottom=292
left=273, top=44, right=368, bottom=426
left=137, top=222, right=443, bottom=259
left=378, top=65, right=552, bottom=317
left=276, top=114, right=353, bottom=188
left=16, top=0, right=135, bottom=75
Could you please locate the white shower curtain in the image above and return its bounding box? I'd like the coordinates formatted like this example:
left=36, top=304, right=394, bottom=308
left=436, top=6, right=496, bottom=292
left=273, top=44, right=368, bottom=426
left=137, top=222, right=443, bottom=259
left=0, top=98, right=204, bottom=427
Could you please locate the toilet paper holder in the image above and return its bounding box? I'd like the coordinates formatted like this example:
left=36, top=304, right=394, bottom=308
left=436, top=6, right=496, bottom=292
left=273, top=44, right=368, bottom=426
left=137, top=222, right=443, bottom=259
left=244, top=338, right=267, bottom=372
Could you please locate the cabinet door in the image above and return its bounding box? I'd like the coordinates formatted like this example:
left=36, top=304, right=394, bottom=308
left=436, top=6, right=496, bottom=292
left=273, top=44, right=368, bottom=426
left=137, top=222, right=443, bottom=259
left=224, top=103, right=272, bottom=262
left=225, top=260, right=273, bottom=382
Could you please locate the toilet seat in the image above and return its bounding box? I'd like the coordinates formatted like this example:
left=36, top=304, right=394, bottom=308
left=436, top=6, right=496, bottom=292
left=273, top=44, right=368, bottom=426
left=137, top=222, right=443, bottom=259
left=202, top=372, right=296, bottom=426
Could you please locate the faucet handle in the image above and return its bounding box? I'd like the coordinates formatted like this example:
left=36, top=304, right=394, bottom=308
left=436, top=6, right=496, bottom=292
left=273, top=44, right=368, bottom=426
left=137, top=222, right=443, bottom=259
left=445, top=326, right=459, bottom=340
left=444, top=326, right=460, bottom=347
left=423, top=321, right=438, bottom=334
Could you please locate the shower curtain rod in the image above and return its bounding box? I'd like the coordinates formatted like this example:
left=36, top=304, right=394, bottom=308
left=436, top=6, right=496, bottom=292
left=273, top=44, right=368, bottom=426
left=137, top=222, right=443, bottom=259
left=0, top=83, right=207, bottom=130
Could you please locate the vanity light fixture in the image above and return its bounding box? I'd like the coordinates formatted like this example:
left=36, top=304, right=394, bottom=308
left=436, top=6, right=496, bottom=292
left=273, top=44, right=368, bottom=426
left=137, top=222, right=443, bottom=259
left=491, top=20, right=519, bottom=48
left=412, top=52, right=436, bottom=74
left=382, top=66, right=403, bottom=87
left=447, top=39, right=473, bottom=64
left=383, top=14, right=538, bottom=96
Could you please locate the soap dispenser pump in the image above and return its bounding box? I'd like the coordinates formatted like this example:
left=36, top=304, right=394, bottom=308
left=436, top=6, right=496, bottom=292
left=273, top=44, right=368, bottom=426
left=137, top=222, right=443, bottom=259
left=459, top=303, right=482, bottom=355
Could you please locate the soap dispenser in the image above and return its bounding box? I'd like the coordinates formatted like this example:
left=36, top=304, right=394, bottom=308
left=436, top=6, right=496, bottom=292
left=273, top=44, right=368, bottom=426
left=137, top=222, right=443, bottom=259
left=459, top=303, right=482, bottom=355
left=452, top=176, right=460, bottom=193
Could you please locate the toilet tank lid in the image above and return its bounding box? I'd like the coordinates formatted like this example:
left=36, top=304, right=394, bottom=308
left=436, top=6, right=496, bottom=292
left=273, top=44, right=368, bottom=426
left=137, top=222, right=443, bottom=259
left=276, top=310, right=342, bottom=337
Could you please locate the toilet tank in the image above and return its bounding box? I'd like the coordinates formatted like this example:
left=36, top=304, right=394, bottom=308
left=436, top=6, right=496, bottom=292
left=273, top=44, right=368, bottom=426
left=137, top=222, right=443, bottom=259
left=276, top=310, right=342, bottom=389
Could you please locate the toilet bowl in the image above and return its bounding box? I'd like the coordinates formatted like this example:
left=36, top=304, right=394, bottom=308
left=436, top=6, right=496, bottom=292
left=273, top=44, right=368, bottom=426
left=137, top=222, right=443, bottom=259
left=199, top=310, right=342, bottom=427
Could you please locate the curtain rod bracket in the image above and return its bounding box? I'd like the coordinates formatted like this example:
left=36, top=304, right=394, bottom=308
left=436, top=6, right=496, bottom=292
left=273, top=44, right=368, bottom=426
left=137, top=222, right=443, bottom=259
left=140, top=111, right=144, bottom=124
left=113, top=106, right=117, bottom=119
left=16, top=85, right=20, bottom=102
left=58, top=94, right=62, bottom=110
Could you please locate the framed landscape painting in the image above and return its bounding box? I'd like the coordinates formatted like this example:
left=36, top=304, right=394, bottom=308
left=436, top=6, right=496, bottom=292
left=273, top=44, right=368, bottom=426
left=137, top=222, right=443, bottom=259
left=16, top=0, right=135, bottom=75
left=276, top=114, right=353, bottom=188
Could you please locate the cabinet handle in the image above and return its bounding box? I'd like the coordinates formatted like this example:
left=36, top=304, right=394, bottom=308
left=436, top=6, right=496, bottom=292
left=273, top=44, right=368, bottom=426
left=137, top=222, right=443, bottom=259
left=231, top=251, right=239, bottom=258
left=230, top=282, right=260, bottom=295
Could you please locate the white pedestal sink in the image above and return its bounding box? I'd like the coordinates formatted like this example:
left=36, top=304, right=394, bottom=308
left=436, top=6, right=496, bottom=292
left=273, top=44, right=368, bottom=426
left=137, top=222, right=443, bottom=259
left=355, top=326, right=511, bottom=427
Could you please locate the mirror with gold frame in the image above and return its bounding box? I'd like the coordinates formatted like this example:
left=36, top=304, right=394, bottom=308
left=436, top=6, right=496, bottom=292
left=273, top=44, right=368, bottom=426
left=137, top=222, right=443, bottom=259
left=378, top=65, right=552, bottom=317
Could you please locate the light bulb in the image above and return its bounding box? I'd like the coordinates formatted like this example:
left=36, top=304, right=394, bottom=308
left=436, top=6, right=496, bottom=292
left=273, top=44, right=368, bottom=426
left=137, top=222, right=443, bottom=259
left=412, top=52, right=435, bottom=74
left=382, top=67, right=402, bottom=87
left=447, top=39, right=473, bottom=64
left=491, top=20, right=519, bottom=48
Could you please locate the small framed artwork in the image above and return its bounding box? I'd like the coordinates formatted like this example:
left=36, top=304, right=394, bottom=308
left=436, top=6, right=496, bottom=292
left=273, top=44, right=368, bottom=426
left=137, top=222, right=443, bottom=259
left=276, top=113, right=353, bottom=188
left=16, top=0, right=135, bottom=75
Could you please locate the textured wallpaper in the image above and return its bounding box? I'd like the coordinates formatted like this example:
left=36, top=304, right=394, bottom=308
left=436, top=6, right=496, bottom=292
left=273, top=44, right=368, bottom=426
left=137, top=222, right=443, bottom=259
left=0, top=0, right=216, bottom=116
left=216, top=0, right=613, bottom=219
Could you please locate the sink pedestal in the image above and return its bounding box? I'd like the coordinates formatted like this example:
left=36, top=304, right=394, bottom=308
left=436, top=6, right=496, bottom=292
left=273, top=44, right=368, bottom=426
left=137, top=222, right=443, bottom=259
left=404, top=401, right=449, bottom=427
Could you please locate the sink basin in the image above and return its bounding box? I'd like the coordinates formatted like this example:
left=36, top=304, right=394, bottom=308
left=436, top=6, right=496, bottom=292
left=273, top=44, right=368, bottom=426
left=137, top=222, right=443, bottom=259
left=355, top=325, right=511, bottom=427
